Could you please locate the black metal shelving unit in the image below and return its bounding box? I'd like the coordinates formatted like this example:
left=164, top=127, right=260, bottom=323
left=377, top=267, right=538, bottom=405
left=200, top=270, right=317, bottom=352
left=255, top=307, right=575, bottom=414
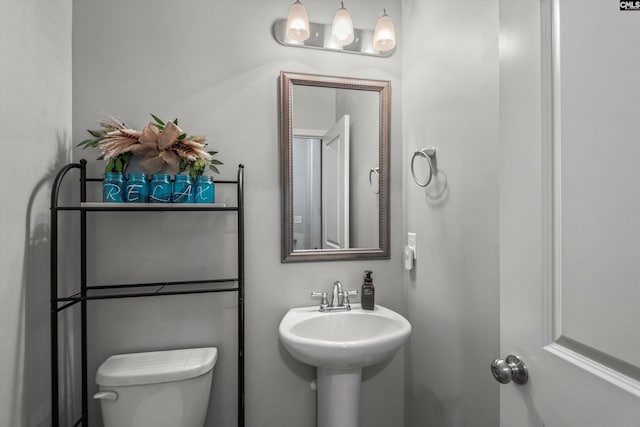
left=50, top=159, right=245, bottom=427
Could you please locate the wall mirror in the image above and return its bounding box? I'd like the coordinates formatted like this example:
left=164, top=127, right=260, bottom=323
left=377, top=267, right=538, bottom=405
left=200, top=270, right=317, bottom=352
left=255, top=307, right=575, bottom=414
left=279, top=71, right=390, bottom=262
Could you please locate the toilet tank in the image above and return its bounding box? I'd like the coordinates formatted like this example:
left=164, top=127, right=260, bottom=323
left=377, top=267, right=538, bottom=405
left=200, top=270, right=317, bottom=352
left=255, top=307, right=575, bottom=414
left=95, top=347, right=218, bottom=427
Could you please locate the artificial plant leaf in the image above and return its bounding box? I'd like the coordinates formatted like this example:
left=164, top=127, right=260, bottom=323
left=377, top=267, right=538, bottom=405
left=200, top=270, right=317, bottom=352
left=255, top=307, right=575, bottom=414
left=179, top=159, right=186, bottom=171
left=77, top=138, right=95, bottom=147
left=115, top=159, right=123, bottom=172
left=209, top=165, right=220, bottom=174
left=150, top=114, right=165, bottom=126
left=211, top=159, right=223, bottom=165
left=88, top=129, right=105, bottom=138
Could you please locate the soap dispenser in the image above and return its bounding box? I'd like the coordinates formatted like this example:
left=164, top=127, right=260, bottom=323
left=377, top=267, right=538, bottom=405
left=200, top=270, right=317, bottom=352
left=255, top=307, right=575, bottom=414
left=361, top=270, right=375, bottom=310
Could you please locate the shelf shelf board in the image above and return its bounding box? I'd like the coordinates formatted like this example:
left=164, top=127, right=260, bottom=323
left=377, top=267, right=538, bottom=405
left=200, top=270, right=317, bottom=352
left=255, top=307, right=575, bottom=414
left=57, top=278, right=240, bottom=305
left=74, top=202, right=236, bottom=212
left=84, top=286, right=240, bottom=301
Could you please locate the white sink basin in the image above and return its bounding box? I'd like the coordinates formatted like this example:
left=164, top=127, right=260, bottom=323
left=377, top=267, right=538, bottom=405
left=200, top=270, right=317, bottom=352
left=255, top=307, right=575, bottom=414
left=279, top=304, right=412, bottom=368
left=279, top=303, right=411, bottom=427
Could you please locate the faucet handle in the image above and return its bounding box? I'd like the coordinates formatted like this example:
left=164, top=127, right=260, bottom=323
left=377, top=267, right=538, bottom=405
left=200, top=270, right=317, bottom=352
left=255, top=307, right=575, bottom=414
left=343, top=289, right=358, bottom=307
left=311, top=291, right=329, bottom=310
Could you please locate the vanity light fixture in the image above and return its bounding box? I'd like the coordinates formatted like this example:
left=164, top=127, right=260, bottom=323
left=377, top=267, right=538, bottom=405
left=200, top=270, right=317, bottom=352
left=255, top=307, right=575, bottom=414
left=274, top=1, right=397, bottom=57
left=331, top=2, right=354, bottom=46
left=286, top=0, right=310, bottom=42
left=373, top=9, right=396, bottom=52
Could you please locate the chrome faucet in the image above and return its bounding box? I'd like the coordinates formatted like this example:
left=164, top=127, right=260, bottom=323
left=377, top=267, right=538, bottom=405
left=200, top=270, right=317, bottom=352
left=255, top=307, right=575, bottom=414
left=331, top=280, right=344, bottom=307
left=311, top=281, right=358, bottom=312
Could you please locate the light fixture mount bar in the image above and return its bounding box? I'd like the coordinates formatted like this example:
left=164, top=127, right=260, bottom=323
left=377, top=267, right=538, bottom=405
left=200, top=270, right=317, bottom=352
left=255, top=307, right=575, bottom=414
left=273, top=19, right=396, bottom=58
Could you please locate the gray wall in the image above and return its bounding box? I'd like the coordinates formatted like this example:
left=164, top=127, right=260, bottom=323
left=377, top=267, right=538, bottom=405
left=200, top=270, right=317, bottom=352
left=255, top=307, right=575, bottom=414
left=72, top=1, right=403, bottom=427
left=0, top=0, right=73, bottom=426
left=293, top=85, right=336, bottom=131
left=401, top=0, right=500, bottom=426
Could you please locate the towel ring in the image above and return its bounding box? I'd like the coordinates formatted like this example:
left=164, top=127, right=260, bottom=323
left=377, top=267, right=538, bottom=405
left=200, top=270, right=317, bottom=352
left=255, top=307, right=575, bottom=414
left=411, top=148, right=439, bottom=187
left=369, top=167, right=380, bottom=194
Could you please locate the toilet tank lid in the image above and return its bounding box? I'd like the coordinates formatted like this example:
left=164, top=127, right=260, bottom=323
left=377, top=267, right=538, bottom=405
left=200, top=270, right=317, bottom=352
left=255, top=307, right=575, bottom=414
left=96, top=347, right=218, bottom=387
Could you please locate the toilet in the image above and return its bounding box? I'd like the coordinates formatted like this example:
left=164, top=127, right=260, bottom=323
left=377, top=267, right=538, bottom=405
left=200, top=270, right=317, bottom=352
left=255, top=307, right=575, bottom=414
left=94, top=347, right=218, bottom=427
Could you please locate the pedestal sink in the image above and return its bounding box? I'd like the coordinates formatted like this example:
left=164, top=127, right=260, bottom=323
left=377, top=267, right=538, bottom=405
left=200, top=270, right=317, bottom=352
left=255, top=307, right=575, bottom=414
left=279, top=304, right=411, bottom=427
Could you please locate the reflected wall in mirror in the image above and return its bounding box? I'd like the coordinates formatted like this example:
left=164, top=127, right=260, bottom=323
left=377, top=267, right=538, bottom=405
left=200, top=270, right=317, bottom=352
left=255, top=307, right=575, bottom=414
left=280, top=71, right=390, bottom=262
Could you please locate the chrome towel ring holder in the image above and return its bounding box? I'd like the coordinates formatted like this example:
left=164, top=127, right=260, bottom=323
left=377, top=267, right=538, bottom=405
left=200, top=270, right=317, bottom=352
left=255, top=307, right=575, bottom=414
left=411, top=148, right=438, bottom=187
left=369, top=167, right=380, bottom=194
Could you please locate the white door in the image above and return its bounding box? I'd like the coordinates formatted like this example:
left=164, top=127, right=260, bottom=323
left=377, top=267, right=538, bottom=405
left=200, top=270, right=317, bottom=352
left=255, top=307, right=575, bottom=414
left=499, top=0, right=640, bottom=425
left=322, top=115, right=350, bottom=249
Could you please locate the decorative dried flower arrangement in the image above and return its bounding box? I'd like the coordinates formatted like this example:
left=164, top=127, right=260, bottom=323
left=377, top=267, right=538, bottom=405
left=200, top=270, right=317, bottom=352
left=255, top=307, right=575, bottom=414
left=78, top=113, right=222, bottom=178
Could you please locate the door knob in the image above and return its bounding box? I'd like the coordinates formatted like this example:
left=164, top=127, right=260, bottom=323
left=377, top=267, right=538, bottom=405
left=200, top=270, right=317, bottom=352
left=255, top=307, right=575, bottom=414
left=491, top=355, right=528, bottom=385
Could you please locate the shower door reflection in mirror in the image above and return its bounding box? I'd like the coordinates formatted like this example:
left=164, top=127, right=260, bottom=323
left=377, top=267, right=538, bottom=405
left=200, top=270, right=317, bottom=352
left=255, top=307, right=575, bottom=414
left=293, top=114, right=351, bottom=250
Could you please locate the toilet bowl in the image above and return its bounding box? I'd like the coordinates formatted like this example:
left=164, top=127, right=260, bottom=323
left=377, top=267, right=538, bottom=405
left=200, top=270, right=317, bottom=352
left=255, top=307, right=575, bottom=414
left=94, top=347, right=217, bottom=427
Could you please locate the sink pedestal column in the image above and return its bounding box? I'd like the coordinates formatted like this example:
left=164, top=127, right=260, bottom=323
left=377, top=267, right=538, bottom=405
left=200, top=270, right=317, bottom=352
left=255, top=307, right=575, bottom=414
left=316, top=367, right=362, bottom=427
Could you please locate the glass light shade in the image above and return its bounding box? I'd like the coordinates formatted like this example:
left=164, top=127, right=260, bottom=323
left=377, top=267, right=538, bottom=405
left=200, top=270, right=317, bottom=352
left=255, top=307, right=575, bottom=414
left=286, top=0, right=310, bottom=42
left=373, top=12, right=396, bottom=52
left=331, top=3, right=354, bottom=46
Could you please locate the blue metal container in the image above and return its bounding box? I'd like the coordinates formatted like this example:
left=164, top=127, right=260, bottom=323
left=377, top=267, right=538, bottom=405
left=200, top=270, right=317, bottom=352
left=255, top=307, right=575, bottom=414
left=125, top=173, right=149, bottom=203
left=172, top=175, right=194, bottom=203
left=149, top=174, right=172, bottom=203
left=195, top=175, right=215, bottom=203
left=103, top=172, right=125, bottom=202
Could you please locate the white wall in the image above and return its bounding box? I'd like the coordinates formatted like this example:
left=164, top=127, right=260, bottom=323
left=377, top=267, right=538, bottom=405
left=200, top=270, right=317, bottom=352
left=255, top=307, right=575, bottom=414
left=0, top=0, right=73, bottom=425
left=401, top=1, right=500, bottom=426
left=72, top=1, right=403, bottom=426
